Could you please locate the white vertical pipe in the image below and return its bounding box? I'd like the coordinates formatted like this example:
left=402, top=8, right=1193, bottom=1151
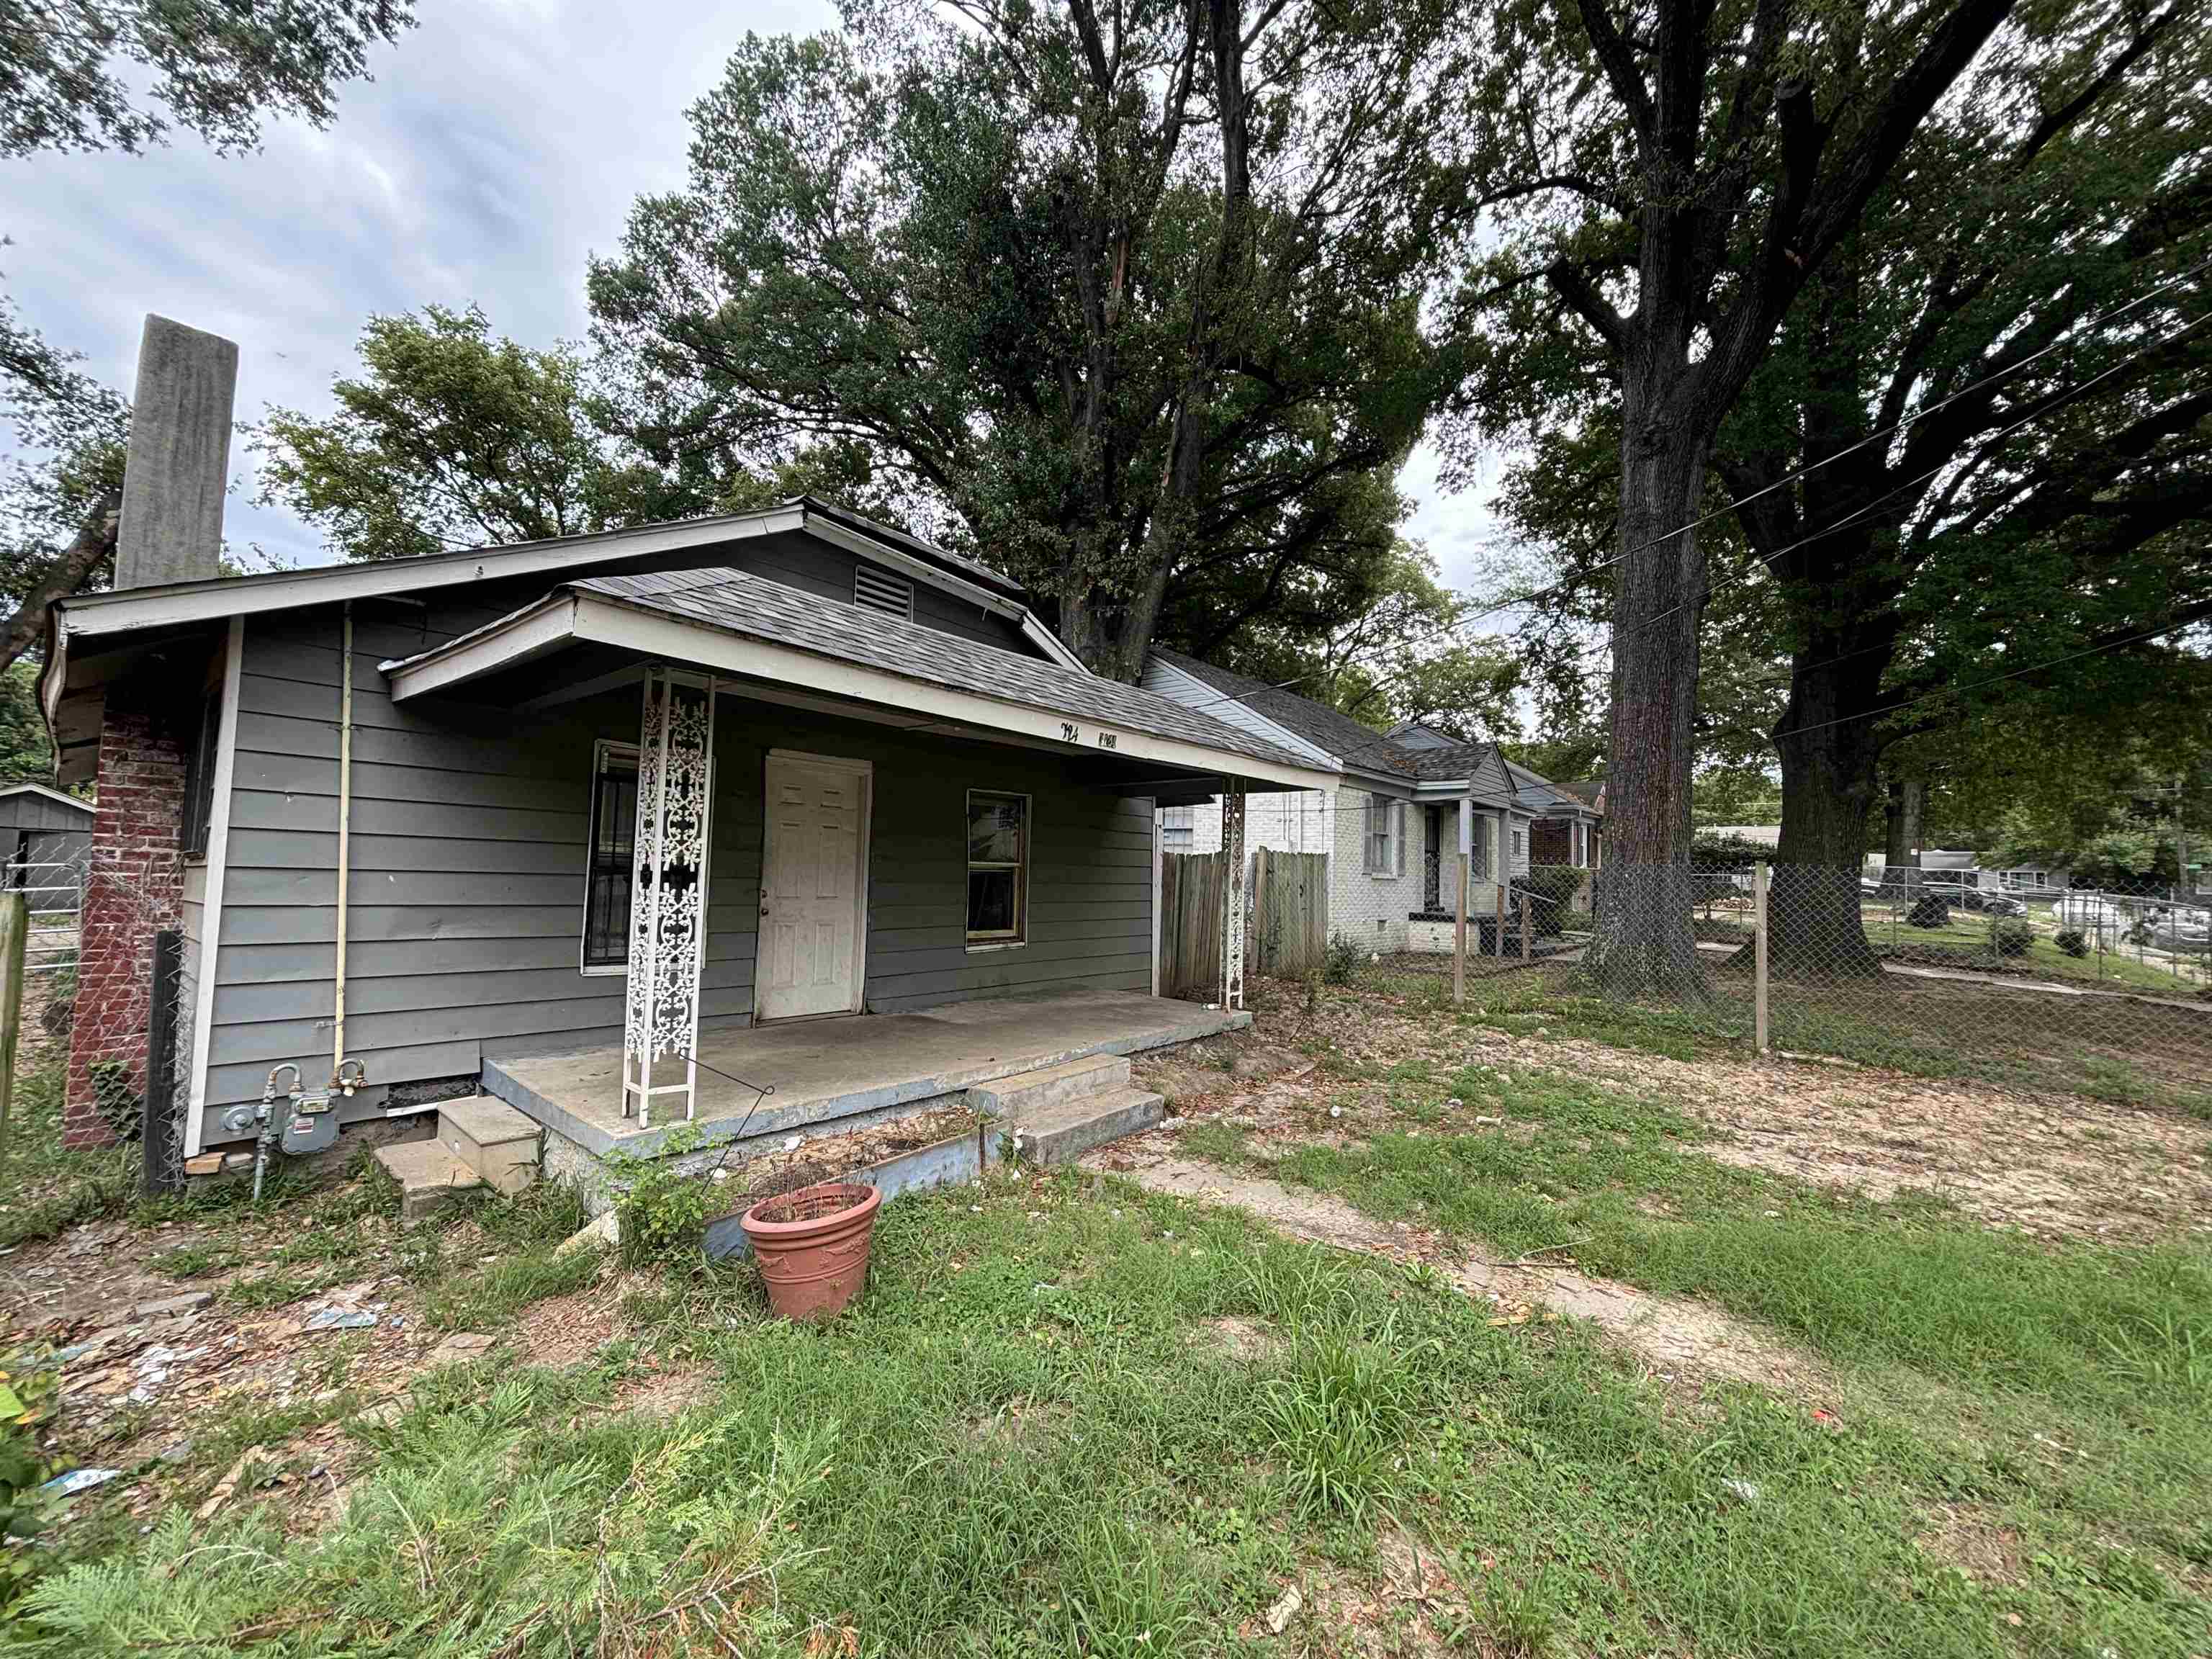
left=331, top=601, right=354, bottom=1087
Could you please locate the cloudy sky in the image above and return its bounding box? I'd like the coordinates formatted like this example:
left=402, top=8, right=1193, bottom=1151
left=3, top=0, right=1501, bottom=588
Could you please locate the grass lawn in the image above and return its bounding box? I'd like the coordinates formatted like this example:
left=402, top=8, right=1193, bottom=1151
left=1370, top=958, right=2212, bottom=1120
left=5, top=976, right=2208, bottom=1655
left=17, top=1161, right=2211, bottom=1658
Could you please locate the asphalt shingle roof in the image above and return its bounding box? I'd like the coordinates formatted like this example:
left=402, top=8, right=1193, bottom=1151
left=569, top=568, right=1318, bottom=775
left=1148, top=649, right=1414, bottom=775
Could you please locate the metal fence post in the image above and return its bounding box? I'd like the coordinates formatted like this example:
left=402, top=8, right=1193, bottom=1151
left=1753, top=860, right=1770, bottom=1056
left=0, top=893, right=24, bottom=1169
left=143, top=929, right=184, bottom=1195
left=1521, top=891, right=1532, bottom=963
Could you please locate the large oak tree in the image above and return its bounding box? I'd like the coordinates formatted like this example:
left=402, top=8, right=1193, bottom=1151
left=1444, top=0, right=2019, bottom=985
left=587, top=0, right=1471, bottom=680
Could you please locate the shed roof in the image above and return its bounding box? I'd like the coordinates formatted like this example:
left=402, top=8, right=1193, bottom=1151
left=0, top=782, right=93, bottom=820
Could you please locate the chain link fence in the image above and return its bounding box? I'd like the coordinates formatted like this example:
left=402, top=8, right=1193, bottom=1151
left=1364, top=855, right=2212, bottom=1118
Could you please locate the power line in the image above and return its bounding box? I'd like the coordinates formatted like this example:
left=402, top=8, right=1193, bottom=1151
left=1140, top=260, right=2212, bottom=739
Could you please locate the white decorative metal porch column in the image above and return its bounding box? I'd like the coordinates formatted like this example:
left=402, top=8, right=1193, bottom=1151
left=623, top=668, right=716, bottom=1126
left=1220, top=784, right=1246, bottom=1010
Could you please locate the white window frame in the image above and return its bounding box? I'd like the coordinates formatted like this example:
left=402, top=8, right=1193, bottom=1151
left=966, top=788, right=1031, bottom=949
left=1363, top=797, right=1403, bottom=879
left=579, top=739, right=642, bottom=977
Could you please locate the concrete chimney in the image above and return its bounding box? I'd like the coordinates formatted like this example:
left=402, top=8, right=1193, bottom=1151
left=115, top=315, right=238, bottom=590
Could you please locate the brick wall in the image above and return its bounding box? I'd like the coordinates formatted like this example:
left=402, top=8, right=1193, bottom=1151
left=66, top=683, right=192, bottom=1147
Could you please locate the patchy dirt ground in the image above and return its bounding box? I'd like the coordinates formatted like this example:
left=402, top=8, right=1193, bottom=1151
left=1089, top=1142, right=1835, bottom=1405
left=1139, top=980, right=2212, bottom=1245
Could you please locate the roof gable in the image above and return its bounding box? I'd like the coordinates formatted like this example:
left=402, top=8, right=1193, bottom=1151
left=1146, top=649, right=1411, bottom=776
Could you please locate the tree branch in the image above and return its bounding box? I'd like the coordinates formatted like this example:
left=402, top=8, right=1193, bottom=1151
left=0, top=491, right=119, bottom=674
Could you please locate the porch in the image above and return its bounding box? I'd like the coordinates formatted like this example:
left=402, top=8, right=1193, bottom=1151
left=480, top=986, right=1249, bottom=1161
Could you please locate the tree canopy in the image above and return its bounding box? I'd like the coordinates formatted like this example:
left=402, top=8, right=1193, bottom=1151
left=0, top=0, right=413, bottom=158
left=588, top=0, right=1473, bottom=680
left=253, top=306, right=685, bottom=562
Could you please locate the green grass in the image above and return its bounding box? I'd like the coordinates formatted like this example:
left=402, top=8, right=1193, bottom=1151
left=1428, top=959, right=2212, bottom=1118
left=16, top=1172, right=2211, bottom=1658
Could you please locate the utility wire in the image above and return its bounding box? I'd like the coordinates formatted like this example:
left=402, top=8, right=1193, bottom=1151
left=1124, top=256, right=2212, bottom=737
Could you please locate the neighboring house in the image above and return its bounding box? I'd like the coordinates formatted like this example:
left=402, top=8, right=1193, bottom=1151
left=1862, top=852, right=2072, bottom=893
left=42, top=498, right=1331, bottom=1165
left=0, top=782, right=91, bottom=906
left=1140, top=656, right=1593, bottom=954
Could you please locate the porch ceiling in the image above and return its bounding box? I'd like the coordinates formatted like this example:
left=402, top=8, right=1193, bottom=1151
left=480, top=989, right=1250, bottom=1159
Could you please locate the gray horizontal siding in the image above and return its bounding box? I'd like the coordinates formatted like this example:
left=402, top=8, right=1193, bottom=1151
left=197, top=593, right=1144, bottom=1148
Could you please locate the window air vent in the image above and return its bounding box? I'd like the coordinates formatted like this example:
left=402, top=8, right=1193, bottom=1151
left=853, top=566, right=914, bottom=620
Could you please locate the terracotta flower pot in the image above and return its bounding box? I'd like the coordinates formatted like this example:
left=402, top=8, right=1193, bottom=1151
left=739, top=1181, right=884, bottom=1321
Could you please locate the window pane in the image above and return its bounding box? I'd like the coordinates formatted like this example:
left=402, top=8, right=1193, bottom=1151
left=969, top=795, right=1024, bottom=863
left=968, top=868, right=1018, bottom=934
left=585, top=750, right=639, bottom=967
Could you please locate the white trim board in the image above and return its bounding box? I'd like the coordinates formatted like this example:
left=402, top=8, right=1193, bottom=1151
left=386, top=591, right=1338, bottom=795
left=42, top=502, right=1087, bottom=721
left=183, top=616, right=245, bottom=1158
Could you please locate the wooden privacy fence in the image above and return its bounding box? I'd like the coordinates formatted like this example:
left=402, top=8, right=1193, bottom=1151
left=1159, top=849, right=1328, bottom=998
left=1251, top=848, right=1327, bottom=977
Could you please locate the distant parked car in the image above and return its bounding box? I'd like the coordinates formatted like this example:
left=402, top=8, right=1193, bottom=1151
left=1963, top=891, right=2027, bottom=917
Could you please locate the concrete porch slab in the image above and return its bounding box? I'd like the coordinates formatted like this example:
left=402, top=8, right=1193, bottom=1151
left=480, top=989, right=1249, bottom=1160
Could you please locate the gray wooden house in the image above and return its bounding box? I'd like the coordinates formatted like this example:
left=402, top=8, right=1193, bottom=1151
left=41, top=500, right=1328, bottom=1177
left=0, top=781, right=91, bottom=907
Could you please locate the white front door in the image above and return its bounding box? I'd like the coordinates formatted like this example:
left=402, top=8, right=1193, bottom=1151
left=757, top=752, right=871, bottom=1020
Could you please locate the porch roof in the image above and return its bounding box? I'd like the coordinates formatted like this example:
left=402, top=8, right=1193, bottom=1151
left=382, top=566, right=1336, bottom=793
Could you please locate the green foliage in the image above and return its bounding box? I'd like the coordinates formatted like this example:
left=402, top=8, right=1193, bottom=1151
left=2055, top=927, right=2090, bottom=958
left=1521, top=865, right=1585, bottom=927
left=1256, top=1321, right=1429, bottom=1522
left=606, top=1128, right=721, bottom=1267
left=0, top=661, right=55, bottom=781
left=1324, top=932, right=1365, bottom=986
left=253, top=305, right=681, bottom=564
left=0, top=0, right=414, bottom=158
left=1690, top=832, right=1776, bottom=868
left=588, top=6, right=1465, bottom=678
left=1987, top=918, right=2033, bottom=958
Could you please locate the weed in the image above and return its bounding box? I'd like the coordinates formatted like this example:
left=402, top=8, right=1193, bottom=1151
left=1478, top=1569, right=1560, bottom=1658
left=224, top=1269, right=323, bottom=1311
left=423, top=1243, right=603, bottom=1331
left=147, top=1244, right=234, bottom=1280
left=2100, top=1312, right=2210, bottom=1403
left=1257, top=1321, right=1430, bottom=1523
left=605, top=1128, right=721, bottom=1267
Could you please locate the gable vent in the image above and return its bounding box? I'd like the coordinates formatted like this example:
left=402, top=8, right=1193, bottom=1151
left=853, top=565, right=914, bottom=620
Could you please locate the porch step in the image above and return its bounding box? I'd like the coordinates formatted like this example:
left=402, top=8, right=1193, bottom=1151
left=372, top=1140, right=485, bottom=1224
left=1016, top=1086, right=1165, bottom=1166
left=437, top=1095, right=541, bottom=1196
left=966, top=1053, right=1131, bottom=1119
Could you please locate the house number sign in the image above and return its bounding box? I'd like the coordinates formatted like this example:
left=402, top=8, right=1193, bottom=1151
left=1058, top=721, right=1118, bottom=750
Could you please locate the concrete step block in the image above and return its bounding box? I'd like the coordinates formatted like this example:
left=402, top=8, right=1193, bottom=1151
left=373, top=1141, right=485, bottom=1224
left=966, top=1054, right=1132, bottom=1119
left=437, top=1095, right=541, bottom=1195
left=1017, top=1087, right=1164, bottom=1166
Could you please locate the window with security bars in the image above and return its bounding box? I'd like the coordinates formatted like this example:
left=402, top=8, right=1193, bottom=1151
left=967, top=791, right=1028, bottom=942
left=581, top=742, right=639, bottom=971
left=853, top=565, right=914, bottom=621
left=179, top=685, right=221, bottom=858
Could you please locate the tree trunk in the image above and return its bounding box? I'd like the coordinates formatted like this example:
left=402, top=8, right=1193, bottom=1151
left=1586, top=421, right=1710, bottom=993
left=1884, top=778, right=1925, bottom=868
left=1762, top=638, right=1892, bottom=976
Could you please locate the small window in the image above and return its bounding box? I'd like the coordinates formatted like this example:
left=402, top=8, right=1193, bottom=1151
left=1363, top=799, right=1403, bottom=877
left=179, top=685, right=222, bottom=858
left=581, top=742, right=640, bottom=972
left=853, top=565, right=914, bottom=621
left=1161, top=804, right=1194, bottom=853
left=967, top=791, right=1028, bottom=943
left=1512, top=827, right=1524, bottom=858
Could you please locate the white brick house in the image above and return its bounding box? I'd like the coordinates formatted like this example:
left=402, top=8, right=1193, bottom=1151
left=1145, top=654, right=1591, bottom=955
